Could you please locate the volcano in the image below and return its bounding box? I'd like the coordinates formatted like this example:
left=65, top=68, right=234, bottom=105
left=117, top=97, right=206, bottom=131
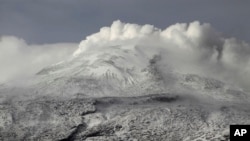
left=0, top=21, right=250, bottom=141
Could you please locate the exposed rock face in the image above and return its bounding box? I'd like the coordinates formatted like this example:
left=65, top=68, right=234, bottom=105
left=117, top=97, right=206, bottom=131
left=1, top=94, right=249, bottom=141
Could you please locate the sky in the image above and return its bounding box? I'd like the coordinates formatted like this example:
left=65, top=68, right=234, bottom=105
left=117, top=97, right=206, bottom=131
left=1, top=0, right=250, bottom=44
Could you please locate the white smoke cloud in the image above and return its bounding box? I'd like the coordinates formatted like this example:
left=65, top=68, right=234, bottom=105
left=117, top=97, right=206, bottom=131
left=0, top=36, right=77, bottom=83
left=74, top=20, right=250, bottom=91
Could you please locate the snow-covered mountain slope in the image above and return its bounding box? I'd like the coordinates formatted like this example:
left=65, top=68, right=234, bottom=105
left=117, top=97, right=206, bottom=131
left=2, top=21, right=250, bottom=100
left=0, top=21, right=250, bottom=140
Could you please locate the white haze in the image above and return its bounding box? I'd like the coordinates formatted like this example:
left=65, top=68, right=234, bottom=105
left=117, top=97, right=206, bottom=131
left=0, top=36, right=77, bottom=83
left=74, top=20, right=250, bottom=91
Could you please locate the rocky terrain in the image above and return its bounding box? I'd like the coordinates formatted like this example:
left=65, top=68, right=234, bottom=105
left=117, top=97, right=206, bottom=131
left=1, top=91, right=250, bottom=141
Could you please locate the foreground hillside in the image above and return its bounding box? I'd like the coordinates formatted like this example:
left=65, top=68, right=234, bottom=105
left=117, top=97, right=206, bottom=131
left=1, top=93, right=250, bottom=141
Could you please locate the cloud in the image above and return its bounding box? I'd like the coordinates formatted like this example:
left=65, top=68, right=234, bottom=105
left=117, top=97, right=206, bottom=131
left=2, top=0, right=250, bottom=44
left=0, top=36, right=77, bottom=83
left=74, top=20, right=250, bottom=91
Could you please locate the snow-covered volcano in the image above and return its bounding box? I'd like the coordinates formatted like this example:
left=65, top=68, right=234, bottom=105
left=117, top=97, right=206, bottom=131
left=2, top=20, right=249, bottom=100
left=0, top=21, right=250, bottom=140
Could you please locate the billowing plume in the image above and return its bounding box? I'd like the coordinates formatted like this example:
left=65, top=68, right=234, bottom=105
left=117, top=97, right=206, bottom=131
left=0, top=36, right=77, bottom=83
left=74, top=20, right=250, bottom=91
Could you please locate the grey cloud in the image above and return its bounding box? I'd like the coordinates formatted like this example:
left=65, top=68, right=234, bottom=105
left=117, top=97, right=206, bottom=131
left=0, top=0, right=250, bottom=43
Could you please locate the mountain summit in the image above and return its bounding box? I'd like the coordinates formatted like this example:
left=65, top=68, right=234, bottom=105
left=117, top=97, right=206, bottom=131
left=15, top=20, right=249, bottom=99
